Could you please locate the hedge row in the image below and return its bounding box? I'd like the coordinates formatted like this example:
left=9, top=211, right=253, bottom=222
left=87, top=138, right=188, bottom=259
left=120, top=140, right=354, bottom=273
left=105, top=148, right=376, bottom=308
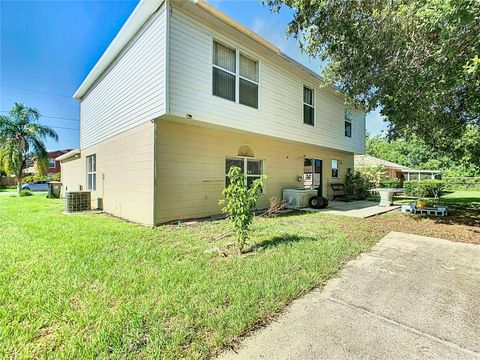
left=379, top=179, right=400, bottom=188
left=404, top=180, right=445, bottom=198
left=442, top=177, right=480, bottom=191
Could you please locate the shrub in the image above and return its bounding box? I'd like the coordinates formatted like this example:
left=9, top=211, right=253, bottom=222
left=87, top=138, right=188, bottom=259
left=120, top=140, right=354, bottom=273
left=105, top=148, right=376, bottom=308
left=33, top=173, right=48, bottom=182
left=51, top=172, right=61, bottom=182
left=345, top=168, right=371, bottom=199
left=380, top=178, right=400, bottom=188
left=356, top=165, right=385, bottom=188
left=404, top=180, right=445, bottom=198
left=219, top=166, right=265, bottom=253
left=442, top=177, right=480, bottom=191
left=22, top=175, right=35, bottom=183
left=19, top=190, right=33, bottom=197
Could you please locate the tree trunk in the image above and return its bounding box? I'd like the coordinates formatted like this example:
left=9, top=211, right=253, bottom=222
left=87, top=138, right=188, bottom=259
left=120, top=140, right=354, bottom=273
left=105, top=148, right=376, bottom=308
left=17, top=170, right=22, bottom=196
left=16, top=155, right=24, bottom=196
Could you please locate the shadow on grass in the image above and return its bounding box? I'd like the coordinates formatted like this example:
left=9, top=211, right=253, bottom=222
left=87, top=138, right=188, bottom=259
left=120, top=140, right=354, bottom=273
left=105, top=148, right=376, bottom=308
left=257, top=234, right=317, bottom=249
left=433, top=208, right=480, bottom=227
left=439, top=199, right=480, bottom=207
left=405, top=207, right=480, bottom=227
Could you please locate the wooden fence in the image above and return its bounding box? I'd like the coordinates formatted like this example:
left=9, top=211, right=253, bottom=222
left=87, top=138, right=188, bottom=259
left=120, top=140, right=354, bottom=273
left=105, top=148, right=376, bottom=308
left=0, top=176, right=17, bottom=186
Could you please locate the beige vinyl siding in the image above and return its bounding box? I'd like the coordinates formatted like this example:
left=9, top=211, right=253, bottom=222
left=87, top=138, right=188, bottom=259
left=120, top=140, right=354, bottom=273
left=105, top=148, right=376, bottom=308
left=168, top=8, right=365, bottom=155
left=80, top=4, right=167, bottom=149
left=62, top=122, right=155, bottom=225
left=60, top=156, right=83, bottom=192
left=155, top=119, right=353, bottom=224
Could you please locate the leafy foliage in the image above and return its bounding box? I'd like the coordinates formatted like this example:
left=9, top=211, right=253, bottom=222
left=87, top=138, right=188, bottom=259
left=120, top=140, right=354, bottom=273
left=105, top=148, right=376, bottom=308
left=267, top=0, right=480, bottom=142
left=18, top=189, right=33, bottom=197
left=0, top=103, right=58, bottom=195
left=367, top=126, right=480, bottom=176
left=51, top=172, right=61, bottom=182
left=345, top=168, right=371, bottom=199
left=219, top=166, right=265, bottom=252
left=35, top=156, right=49, bottom=177
left=0, top=149, right=8, bottom=176
left=22, top=175, right=35, bottom=184
left=380, top=179, right=400, bottom=188
left=356, top=165, right=385, bottom=188
left=404, top=180, right=445, bottom=198
left=442, top=177, right=480, bottom=191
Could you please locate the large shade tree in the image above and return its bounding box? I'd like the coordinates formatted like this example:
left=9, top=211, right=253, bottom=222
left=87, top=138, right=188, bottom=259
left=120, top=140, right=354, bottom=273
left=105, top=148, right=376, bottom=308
left=0, top=103, right=58, bottom=194
left=267, top=0, right=480, bottom=145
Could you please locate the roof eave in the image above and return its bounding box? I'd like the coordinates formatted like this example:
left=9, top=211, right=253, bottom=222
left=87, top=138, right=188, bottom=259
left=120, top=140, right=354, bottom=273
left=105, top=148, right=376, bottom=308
left=73, top=0, right=165, bottom=99
left=56, top=149, right=81, bottom=161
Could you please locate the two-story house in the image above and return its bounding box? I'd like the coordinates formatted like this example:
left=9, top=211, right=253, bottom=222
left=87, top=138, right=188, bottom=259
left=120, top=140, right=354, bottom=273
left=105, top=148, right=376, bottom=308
left=24, top=149, right=71, bottom=176
left=59, top=0, right=365, bottom=225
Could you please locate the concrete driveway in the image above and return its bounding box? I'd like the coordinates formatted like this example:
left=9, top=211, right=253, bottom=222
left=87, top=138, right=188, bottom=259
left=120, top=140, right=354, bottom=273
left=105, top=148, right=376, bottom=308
left=219, top=232, right=480, bottom=359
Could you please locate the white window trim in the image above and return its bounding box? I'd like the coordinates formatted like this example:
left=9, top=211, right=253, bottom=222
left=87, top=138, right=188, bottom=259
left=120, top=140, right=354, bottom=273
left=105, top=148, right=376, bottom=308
left=345, top=110, right=352, bottom=137
left=86, top=155, right=96, bottom=191
left=48, top=159, right=56, bottom=168
left=225, top=156, right=265, bottom=193
left=331, top=159, right=339, bottom=178
left=303, top=85, right=315, bottom=126
left=212, top=39, right=259, bottom=109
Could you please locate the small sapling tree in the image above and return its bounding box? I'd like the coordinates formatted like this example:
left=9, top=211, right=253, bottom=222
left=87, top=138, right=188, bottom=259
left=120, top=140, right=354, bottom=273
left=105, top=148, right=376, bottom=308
left=219, top=166, right=265, bottom=253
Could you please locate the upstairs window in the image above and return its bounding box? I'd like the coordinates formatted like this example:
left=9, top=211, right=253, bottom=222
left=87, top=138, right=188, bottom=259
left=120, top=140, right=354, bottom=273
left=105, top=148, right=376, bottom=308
left=48, top=159, right=56, bottom=168
left=345, top=111, right=352, bottom=137
left=213, top=41, right=236, bottom=102
left=239, top=54, right=258, bottom=108
left=212, top=41, right=259, bottom=109
left=303, top=86, right=315, bottom=126
left=86, top=154, right=96, bottom=191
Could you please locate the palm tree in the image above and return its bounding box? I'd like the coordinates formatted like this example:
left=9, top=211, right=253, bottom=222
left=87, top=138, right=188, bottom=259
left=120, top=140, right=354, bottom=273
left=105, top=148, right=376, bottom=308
left=0, top=103, right=58, bottom=195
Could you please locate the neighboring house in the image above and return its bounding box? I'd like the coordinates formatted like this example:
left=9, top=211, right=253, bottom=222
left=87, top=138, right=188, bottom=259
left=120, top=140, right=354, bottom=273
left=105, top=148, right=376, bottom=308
left=355, top=155, right=441, bottom=183
left=46, top=150, right=71, bottom=175
left=59, top=0, right=366, bottom=225
left=24, top=149, right=71, bottom=176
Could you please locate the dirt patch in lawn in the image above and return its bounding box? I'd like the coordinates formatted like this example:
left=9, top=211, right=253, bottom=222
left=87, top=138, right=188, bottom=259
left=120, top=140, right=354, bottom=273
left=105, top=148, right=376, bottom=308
left=362, top=208, right=480, bottom=244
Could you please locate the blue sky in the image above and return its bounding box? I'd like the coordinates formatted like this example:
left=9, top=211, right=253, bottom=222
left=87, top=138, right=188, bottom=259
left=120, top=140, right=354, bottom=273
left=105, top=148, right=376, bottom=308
left=1, top=0, right=388, bottom=150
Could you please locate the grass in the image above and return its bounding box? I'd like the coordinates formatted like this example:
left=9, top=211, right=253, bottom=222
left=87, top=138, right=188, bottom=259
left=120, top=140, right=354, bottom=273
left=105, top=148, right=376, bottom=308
left=0, top=186, right=16, bottom=192
left=0, top=195, right=377, bottom=359
left=439, top=191, right=480, bottom=207
left=0, top=192, right=478, bottom=358
left=368, top=190, right=480, bottom=208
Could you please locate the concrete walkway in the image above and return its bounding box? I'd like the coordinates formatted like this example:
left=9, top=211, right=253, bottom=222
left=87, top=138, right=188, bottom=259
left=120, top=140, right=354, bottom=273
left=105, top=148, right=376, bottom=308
left=219, top=232, right=480, bottom=360
left=301, top=200, right=400, bottom=218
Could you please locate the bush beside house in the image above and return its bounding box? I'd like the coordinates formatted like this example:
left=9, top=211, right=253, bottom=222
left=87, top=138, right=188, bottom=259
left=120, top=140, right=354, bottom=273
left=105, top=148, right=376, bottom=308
left=404, top=180, right=445, bottom=198
left=345, top=168, right=371, bottom=199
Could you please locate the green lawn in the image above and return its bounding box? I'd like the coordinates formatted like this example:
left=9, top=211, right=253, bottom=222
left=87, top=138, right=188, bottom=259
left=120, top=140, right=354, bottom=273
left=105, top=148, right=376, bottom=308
left=0, top=195, right=382, bottom=359
left=368, top=190, right=480, bottom=208
left=439, top=191, right=480, bottom=207
left=1, top=192, right=479, bottom=358
left=0, top=186, right=16, bottom=192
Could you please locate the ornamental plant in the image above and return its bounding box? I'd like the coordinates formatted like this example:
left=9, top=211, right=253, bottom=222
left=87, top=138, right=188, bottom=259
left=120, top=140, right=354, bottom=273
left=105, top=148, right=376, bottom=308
left=219, top=166, right=265, bottom=253
left=404, top=180, right=445, bottom=198
left=345, top=168, right=370, bottom=199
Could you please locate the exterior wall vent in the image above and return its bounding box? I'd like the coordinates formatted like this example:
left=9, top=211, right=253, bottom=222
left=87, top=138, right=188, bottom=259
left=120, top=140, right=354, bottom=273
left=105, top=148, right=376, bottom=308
left=65, top=191, right=91, bottom=212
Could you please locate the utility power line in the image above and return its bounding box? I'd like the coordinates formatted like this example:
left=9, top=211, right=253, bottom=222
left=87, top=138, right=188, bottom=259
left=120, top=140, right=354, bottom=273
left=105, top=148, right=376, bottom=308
left=0, top=111, right=79, bottom=122
left=49, top=126, right=79, bottom=131
left=1, top=83, right=77, bottom=100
